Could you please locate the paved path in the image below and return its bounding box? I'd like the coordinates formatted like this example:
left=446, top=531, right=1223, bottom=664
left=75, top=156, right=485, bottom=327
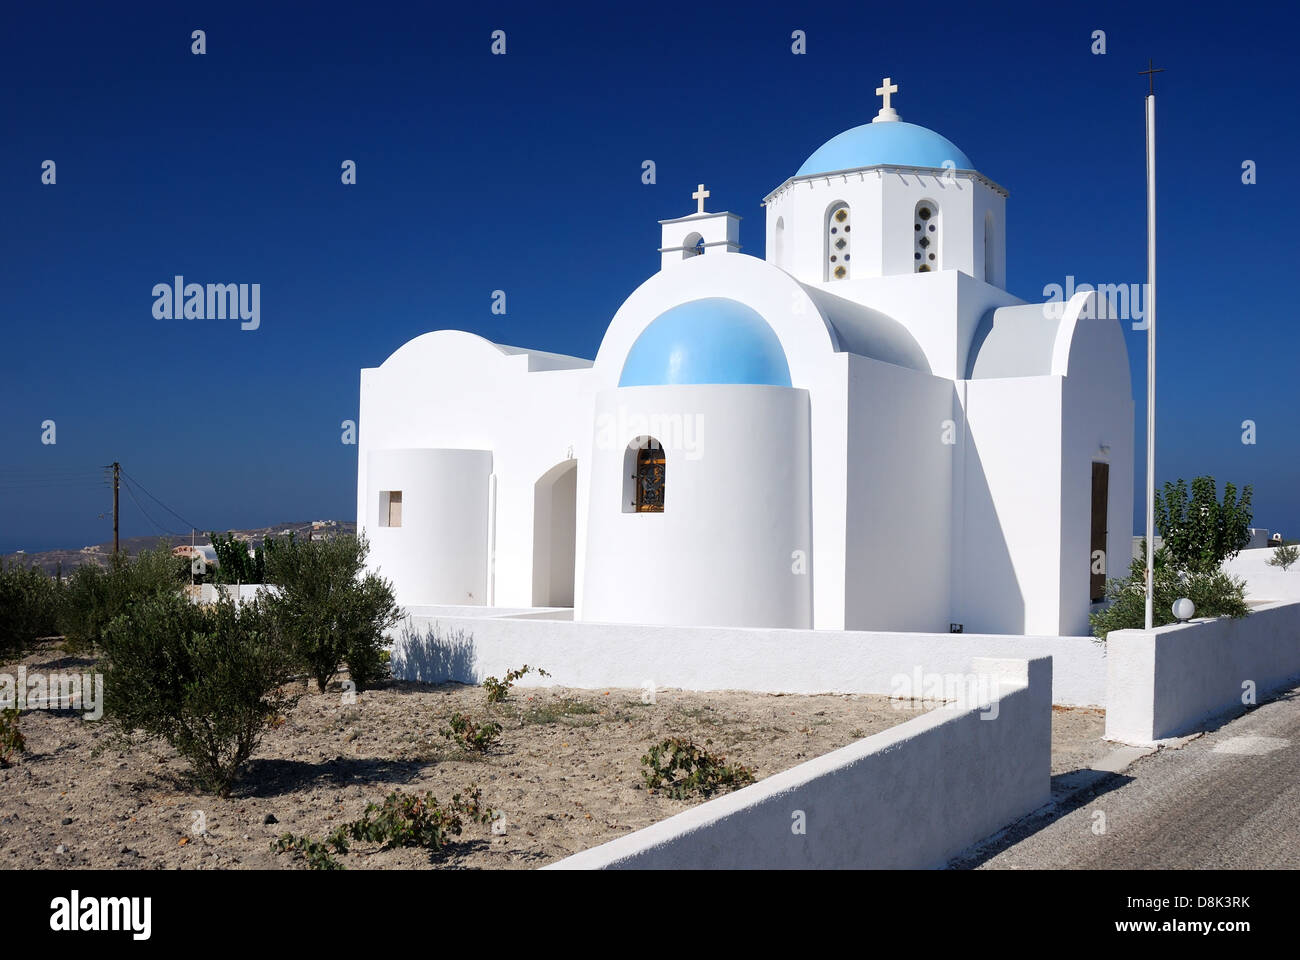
left=953, top=686, right=1300, bottom=869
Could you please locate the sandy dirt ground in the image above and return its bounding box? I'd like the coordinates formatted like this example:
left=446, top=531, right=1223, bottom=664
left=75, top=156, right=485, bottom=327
left=0, top=641, right=1106, bottom=869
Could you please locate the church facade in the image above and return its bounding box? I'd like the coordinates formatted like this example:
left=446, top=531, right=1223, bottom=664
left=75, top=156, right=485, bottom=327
left=356, top=81, right=1133, bottom=637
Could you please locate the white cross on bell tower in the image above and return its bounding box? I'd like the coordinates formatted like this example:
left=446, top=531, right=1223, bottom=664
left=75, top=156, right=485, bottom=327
left=692, top=183, right=710, bottom=214
left=873, top=77, right=900, bottom=123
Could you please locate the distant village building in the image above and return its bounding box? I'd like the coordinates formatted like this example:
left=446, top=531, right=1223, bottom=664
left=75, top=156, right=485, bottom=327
left=171, top=544, right=218, bottom=567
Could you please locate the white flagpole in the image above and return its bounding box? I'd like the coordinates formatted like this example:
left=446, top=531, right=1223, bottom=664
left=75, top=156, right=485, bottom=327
left=1143, top=74, right=1159, bottom=630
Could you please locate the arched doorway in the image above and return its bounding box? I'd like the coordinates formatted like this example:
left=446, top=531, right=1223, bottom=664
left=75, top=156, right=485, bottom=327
left=532, top=459, right=578, bottom=606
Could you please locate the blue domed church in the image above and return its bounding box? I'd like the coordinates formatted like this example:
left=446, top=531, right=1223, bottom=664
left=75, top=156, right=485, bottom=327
left=357, top=80, right=1133, bottom=637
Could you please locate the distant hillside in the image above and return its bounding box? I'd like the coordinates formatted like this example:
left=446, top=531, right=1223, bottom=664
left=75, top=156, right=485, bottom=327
left=1, top=520, right=357, bottom=576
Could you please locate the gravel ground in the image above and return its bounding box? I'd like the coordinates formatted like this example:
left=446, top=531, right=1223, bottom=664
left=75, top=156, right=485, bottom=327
left=0, top=641, right=1108, bottom=869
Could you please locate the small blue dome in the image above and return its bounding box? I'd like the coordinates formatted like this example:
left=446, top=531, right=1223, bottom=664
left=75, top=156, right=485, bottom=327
left=797, top=121, right=972, bottom=177
left=619, top=298, right=791, bottom=388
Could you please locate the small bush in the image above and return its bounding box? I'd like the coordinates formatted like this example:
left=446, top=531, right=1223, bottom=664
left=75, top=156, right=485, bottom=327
left=0, top=708, right=25, bottom=767
left=263, top=534, right=400, bottom=694
left=100, top=593, right=297, bottom=796
left=271, top=832, right=348, bottom=870
left=641, top=737, right=755, bottom=799
left=1155, top=476, right=1253, bottom=574
left=482, top=664, right=550, bottom=703
left=1090, top=548, right=1250, bottom=639
left=208, top=531, right=266, bottom=584
left=440, top=712, right=502, bottom=753
left=339, top=788, right=492, bottom=851
left=0, top=561, right=61, bottom=659
left=269, top=788, right=493, bottom=868
left=1267, top=544, right=1299, bottom=572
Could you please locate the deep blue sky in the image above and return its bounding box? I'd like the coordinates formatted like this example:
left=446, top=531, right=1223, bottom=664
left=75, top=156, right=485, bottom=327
left=1, top=1, right=1295, bottom=553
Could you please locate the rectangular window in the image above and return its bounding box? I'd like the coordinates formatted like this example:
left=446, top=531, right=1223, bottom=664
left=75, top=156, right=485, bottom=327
left=379, top=490, right=403, bottom=528
left=1090, top=463, right=1108, bottom=603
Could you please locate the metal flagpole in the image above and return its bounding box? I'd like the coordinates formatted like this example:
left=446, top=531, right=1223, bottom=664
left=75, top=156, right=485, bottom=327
left=1141, top=59, right=1163, bottom=630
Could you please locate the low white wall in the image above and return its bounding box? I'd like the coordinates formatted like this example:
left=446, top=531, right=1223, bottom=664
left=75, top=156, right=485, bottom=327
left=190, top=583, right=278, bottom=605
left=1105, top=601, right=1300, bottom=744
left=390, top=609, right=1104, bottom=706
left=1222, top=546, right=1300, bottom=603
left=546, top=657, right=1051, bottom=869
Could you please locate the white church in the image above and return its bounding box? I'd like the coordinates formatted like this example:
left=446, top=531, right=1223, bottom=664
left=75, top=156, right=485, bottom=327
left=357, top=80, right=1133, bottom=637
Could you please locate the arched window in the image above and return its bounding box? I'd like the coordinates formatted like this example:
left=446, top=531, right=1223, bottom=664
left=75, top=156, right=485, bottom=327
left=683, top=232, right=704, bottom=260
left=983, top=211, right=996, bottom=284
left=623, top=436, right=666, bottom=513
left=826, top=202, right=850, bottom=280
left=774, top=216, right=786, bottom=269
left=914, top=200, right=939, bottom=273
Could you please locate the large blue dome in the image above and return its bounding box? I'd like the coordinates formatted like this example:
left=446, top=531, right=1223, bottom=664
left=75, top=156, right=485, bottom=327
left=619, top=298, right=791, bottom=388
left=797, top=121, right=972, bottom=177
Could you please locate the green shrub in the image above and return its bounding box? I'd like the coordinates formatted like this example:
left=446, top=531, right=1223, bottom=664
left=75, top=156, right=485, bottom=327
left=271, top=832, right=348, bottom=870
left=263, top=534, right=400, bottom=693
left=640, top=737, right=755, bottom=799
left=1267, top=544, right=1299, bottom=572
left=0, top=708, right=25, bottom=766
left=0, top=561, right=61, bottom=658
left=58, top=544, right=187, bottom=654
left=1155, top=477, right=1253, bottom=574
left=482, top=664, right=550, bottom=703
left=1090, top=547, right=1250, bottom=639
left=208, top=531, right=266, bottom=584
left=269, top=788, right=493, bottom=868
left=440, top=712, right=502, bottom=753
left=339, top=788, right=491, bottom=851
left=100, top=592, right=297, bottom=796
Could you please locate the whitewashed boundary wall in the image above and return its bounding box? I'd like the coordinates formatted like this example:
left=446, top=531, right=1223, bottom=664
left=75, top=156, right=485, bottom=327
left=545, top=657, right=1051, bottom=869
left=390, top=608, right=1103, bottom=705
left=1105, top=601, right=1300, bottom=744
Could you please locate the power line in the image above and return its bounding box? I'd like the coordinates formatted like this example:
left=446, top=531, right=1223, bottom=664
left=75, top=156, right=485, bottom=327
left=118, top=467, right=202, bottom=532
left=119, top=477, right=183, bottom=538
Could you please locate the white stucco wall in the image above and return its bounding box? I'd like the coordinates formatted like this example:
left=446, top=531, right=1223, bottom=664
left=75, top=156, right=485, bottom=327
left=582, top=383, right=813, bottom=628
left=844, top=354, right=953, bottom=631
left=1105, top=601, right=1300, bottom=744
left=390, top=611, right=1105, bottom=706
left=1222, top=546, right=1300, bottom=602
left=1056, top=301, right=1135, bottom=635
left=363, top=448, right=492, bottom=605
left=954, top=375, right=1063, bottom=634
left=546, top=656, right=1051, bottom=869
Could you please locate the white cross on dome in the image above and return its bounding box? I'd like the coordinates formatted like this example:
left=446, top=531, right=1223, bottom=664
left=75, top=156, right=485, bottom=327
left=873, top=77, right=900, bottom=123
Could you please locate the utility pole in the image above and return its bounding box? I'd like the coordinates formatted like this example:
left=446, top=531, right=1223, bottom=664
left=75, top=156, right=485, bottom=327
left=112, top=461, right=120, bottom=556
left=1139, top=59, right=1163, bottom=630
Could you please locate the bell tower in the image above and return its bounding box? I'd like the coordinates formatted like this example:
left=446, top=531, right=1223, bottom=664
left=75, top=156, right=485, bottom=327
left=659, top=183, right=742, bottom=270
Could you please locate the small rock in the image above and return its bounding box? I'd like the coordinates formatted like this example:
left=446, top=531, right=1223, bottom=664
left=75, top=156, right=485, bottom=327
left=61, top=817, right=72, bottom=825
left=55, top=845, right=66, bottom=854
left=262, top=813, right=278, bottom=825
